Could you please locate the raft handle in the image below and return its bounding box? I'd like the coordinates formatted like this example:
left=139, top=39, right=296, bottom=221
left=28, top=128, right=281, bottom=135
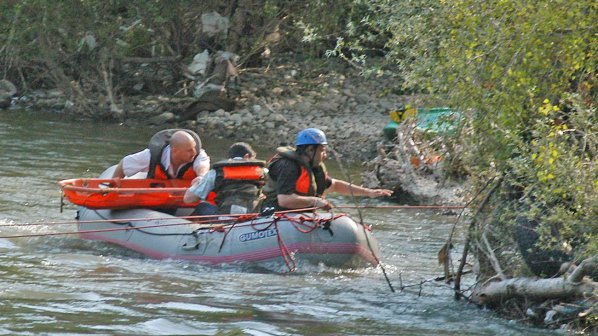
left=182, top=241, right=200, bottom=251
left=149, top=182, right=166, bottom=188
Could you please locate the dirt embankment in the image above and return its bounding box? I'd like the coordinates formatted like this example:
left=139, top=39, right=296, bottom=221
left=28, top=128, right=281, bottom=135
left=7, top=59, right=463, bottom=205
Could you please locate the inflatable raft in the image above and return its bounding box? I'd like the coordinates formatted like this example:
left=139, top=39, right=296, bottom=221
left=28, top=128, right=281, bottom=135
left=62, top=167, right=380, bottom=270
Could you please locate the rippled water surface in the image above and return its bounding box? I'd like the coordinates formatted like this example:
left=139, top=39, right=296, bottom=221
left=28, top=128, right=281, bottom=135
left=0, top=109, right=554, bottom=335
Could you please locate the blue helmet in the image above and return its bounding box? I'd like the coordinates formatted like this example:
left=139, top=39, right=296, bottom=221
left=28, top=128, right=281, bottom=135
left=295, top=128, right=328, bottom=146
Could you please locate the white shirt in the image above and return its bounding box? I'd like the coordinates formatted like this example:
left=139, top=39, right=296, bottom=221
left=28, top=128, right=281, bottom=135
left=121, top=145, right=210, bottom=178
left=187, top=157, right=247, bottom=200
left=187, top=169, right=217, bottom=200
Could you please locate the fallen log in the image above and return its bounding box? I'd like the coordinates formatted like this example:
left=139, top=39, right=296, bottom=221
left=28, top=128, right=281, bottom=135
left=472, top=256, right=598, bottom=306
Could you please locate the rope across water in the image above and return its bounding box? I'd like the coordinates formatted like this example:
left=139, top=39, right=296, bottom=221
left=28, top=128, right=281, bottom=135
left=0, top=204, right=463, bottom=231
left=0, top=204, right=463, bottom=273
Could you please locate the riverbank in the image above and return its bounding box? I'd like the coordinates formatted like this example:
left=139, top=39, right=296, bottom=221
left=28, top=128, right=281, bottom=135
left=10, top=59, right=403, bottom=161
left=7, top=58, right=463, bottom=205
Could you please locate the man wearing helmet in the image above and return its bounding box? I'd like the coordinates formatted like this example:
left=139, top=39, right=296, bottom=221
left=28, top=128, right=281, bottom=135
left=262, top=128, right=393, bottom=210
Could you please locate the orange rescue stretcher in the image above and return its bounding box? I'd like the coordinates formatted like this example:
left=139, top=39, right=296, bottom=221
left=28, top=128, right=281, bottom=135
left=58, top=178, right=200, bottom=210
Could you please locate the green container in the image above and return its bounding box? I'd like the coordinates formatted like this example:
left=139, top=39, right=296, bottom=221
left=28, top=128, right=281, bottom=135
left=382, top=120, right=399, bottom=140
left=416, top=107, right=460, bottom=133
left=382, top=107, right=461, bottom=141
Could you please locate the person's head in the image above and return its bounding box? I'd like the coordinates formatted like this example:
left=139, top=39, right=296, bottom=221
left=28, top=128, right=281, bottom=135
left=295, top=128, right=328, bottom=167
left=170, top=131, right=197, bottom=164
left=228, top=142, right=256, bottom=159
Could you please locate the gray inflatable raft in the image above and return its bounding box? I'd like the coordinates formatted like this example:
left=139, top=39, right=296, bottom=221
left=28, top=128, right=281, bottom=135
left=76, top=167, right=380, bottom=269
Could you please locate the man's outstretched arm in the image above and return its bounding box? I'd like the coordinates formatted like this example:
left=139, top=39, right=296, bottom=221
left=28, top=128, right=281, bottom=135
left=328, top=179, right=393, bottom=197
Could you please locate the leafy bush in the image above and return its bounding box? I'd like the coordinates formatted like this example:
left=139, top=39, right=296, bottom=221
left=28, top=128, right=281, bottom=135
left=327, top=0, right=597, bottom=258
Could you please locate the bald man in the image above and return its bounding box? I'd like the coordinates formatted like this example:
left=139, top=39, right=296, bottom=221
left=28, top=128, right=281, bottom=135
left=112, top=129, right=210, bottom=181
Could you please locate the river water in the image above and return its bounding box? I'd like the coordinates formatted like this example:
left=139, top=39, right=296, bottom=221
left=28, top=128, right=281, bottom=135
left=0, top=109, right=553, bottom=335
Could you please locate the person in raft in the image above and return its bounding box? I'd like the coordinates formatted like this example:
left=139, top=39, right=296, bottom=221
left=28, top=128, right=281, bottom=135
left=262, top=128, right=393, bottom=211
left=112, top=129, right=210, bottom=181
left=184, top=142, right=266, bottom=215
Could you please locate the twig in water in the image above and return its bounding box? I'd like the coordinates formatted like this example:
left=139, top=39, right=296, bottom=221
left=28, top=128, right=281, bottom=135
left=454, top=176, right=503, bottom=300
left=329, top=145, right=395, bottom=293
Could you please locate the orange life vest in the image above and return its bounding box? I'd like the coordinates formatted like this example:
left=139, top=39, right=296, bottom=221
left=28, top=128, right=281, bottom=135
left=211, top=159, right=266, bottom=213
left=151, top=163, right=197, bottom=180
left=263, top=147, right=329, bottom=209
left=147, top=129, right=202, bottom=180
left=212, top=159, right=266, bottom=189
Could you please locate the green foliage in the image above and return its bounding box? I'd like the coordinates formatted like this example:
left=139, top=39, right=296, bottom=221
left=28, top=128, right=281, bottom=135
left=506, top=94, right=597, bottom=256
left=265, top=0, right=364, bottom=58
left=327, top=3, right=597, bottom=319
left=1, top=2, right=153, bottom=77
left=438, top=1, right=597, bottom=261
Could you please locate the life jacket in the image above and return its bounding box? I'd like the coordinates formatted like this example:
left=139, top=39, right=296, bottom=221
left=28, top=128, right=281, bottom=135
left=262, top=147, right=329, bottom=210
left=211, top=159, right=266, bottom=214
left=147, top=129, right=202, bottom=180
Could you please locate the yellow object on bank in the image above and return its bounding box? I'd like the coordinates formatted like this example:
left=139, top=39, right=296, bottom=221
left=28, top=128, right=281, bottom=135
left=389, top=106, right=417, bottom=123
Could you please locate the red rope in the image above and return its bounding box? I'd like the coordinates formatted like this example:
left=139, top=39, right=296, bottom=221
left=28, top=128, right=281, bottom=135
left=0, top=208, right=319, bottom=228
left=0, top=204, right=455, bottom=240
left=335, top=205, right=464, bottom=209
left=216, top=213, right=263, bottom=252
left=273, top=219, right=296, bottom=272
left=0, top=213, right=232, bottom=228
left=278, top=214, right=320, bottom=233
left=277, top=212, right=346, bottom=234
left=0, top=209, right=366, bottom=274
left=0, top=219, right=215, bottom=239
left=1, top=204, right=459, bottom=229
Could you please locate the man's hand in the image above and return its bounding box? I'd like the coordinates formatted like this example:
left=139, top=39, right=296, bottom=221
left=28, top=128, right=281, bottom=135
left=191, top=176, right=203, bottom=185
left=314, top=197, right=333, bottom=210
left=367, top=188, right=394, bottom=198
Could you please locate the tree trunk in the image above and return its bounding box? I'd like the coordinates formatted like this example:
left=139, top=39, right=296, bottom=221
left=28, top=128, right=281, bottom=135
left=228, top=0, right=263, bottom=54
left=472, top=256, right=598, bottom=306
